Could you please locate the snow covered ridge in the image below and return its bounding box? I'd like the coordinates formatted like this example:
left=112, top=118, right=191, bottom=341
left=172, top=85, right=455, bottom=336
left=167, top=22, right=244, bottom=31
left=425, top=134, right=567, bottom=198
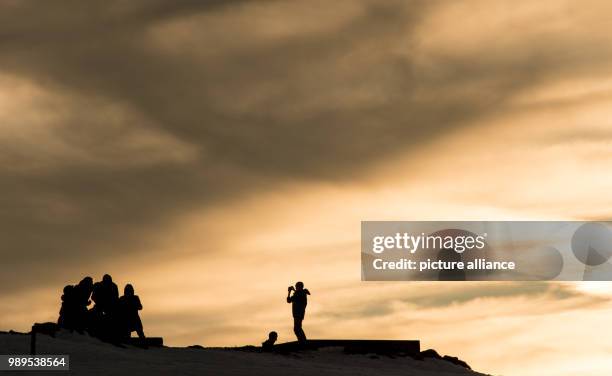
left=0, top=330, right=489, bottom=376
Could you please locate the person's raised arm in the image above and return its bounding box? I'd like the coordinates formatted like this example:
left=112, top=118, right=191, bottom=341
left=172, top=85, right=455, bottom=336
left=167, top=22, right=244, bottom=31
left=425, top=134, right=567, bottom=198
left=286, top=286, right=294, bottom=303
left=304, top=289, right=311, bottom=295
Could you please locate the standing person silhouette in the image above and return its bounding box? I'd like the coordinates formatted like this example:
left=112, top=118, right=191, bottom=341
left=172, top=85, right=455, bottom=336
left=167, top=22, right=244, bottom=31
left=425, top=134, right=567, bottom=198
left=92, top=274, right=119, bottom=315
left=118, top=284, right=145, bottom=340
left=74, top=276, right=94, bottom=332
left=286, top=281, right=310, bottom=344
left=90, top=274, right=120, bottom=340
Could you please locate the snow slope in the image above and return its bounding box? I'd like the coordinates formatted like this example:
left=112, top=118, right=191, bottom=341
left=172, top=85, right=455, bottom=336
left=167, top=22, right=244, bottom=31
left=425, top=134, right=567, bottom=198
left=0, top=331, right=489, bottom=376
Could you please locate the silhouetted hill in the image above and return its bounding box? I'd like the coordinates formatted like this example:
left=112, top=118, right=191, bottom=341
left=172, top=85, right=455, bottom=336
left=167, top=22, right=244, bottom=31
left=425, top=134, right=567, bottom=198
left=0, top=330, right=489, bottom=376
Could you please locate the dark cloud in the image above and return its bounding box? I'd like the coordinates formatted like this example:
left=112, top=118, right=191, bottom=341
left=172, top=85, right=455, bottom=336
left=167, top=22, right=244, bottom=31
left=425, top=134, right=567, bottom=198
left=1, top=0, right=612, bottom=293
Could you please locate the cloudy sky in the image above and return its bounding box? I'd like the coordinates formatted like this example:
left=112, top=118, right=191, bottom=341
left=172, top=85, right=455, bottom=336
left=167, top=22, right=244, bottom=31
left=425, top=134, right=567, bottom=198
left=1, top=1, right=612, bottom=375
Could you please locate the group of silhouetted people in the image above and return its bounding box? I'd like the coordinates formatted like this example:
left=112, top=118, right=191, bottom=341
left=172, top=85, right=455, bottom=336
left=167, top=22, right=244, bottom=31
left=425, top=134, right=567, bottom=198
left=59, top=275, right=309, bottom=350
left=58, top=274, right=145, bottom=343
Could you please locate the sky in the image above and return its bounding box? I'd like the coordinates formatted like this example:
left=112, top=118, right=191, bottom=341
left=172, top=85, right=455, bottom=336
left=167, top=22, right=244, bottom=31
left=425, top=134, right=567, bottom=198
left=0, top=1, right=612, bottom=375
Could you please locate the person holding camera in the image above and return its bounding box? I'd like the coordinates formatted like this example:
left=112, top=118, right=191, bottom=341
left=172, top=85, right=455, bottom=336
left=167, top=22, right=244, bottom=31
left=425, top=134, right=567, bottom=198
left=286, top=281, right=310, bottom=344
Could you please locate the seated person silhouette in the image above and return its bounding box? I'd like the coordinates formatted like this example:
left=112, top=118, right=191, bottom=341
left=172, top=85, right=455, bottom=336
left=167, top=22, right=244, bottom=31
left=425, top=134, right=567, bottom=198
left=118, top=284, right=145, bottom=340
left=261, top=331, right=278, bottom=352
left=286, top=281, right=310, bottom=344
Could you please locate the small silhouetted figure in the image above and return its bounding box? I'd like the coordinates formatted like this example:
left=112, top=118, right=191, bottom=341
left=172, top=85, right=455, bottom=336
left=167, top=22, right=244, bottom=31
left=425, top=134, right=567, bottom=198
left=262, top=331, right=278, bottom=352
left=118, top=284, right=145, bottom=340
left=287, top=282, right=310, bottom=344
